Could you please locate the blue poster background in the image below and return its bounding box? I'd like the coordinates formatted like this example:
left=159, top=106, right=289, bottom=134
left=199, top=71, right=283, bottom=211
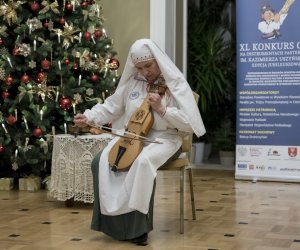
left=236, top=0, right=300, bottom=146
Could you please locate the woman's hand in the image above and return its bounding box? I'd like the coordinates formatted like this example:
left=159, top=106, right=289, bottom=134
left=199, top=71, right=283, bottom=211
left=148, top=93, right=166, bottom=116
left=74, top=113, right=88, bottom=128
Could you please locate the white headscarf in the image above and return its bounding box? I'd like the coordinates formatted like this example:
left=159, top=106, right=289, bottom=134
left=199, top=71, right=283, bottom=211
left=117, top=38, right=205, bottom=137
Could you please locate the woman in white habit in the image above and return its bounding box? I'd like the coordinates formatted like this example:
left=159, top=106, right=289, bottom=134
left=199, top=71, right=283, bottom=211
left=74, top=38, right=205, bottom=244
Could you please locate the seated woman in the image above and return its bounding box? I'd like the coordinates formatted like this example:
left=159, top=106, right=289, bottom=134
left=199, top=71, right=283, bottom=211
left=74, top=39, right=205, bottom=245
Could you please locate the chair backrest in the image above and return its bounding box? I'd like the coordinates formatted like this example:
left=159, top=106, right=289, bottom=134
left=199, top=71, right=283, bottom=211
left=180, top=92, right=199, bottom=154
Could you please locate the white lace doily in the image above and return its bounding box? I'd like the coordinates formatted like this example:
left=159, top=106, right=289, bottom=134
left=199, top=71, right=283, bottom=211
left=49, top=134, right=112, bottom=203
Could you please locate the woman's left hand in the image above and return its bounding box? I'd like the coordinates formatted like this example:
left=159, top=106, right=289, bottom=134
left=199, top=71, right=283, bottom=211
left=148, top=93, right=166, bottom=115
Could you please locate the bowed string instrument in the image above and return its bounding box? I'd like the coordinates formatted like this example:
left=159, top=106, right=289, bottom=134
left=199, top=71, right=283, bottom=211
left=79, top=79, right=168, bottom=172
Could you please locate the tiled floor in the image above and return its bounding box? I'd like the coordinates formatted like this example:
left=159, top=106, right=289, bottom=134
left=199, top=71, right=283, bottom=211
left=1, top=169, right=300, bottom=250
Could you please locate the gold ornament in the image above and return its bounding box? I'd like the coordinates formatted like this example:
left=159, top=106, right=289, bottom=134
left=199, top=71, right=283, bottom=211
left=0, top=25, right=8, bottom=36
left=17, top=75, right=58, bottom=102
left=52, top=22, right=80, bottom=49
left=17, top=43, right=31, bottom=57
left=0, top=1, right=25, bottom=26
left=40, top=0, right=60, bottom=15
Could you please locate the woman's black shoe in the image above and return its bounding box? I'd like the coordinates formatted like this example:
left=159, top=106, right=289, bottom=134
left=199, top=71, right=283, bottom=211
left=130, top=233, right=148, bottom=245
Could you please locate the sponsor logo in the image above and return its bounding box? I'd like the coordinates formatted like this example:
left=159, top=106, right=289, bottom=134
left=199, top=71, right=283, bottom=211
left=249, top=164, right=255, bottom=170
left=288, top=147, right=297, bottom=157
left=237, top=146, right=247, bottom=157
left=267, top=148, right=280, bottom=156
left=238, top=163, right=247, bottom=170
left=249, top=147, right=263, bottom=157
left=256, top=165, right=265, bottom=171
left=267, top=166, right=277, bottom=171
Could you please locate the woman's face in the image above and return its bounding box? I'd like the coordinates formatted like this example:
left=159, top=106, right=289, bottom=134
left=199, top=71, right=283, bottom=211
left=135, top=59, right=161, bottom=83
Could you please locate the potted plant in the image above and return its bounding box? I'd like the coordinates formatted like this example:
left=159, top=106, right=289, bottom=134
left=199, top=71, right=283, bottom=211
left=187, top=1, right=236, bottom=162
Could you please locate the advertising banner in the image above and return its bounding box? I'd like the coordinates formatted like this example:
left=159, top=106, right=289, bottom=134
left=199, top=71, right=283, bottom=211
left=236, top=0, right=300, bottom=181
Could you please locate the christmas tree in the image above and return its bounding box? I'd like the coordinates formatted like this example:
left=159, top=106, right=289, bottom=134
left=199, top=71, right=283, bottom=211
left=0, top=0, right=119, bottom=177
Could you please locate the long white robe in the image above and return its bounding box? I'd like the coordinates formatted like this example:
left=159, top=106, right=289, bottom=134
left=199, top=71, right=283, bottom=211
left=84, top=76, right=195, bottom=215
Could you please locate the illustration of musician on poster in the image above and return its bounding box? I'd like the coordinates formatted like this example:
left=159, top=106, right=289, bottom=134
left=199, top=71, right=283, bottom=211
left=258, top=0, right=295, bottom=39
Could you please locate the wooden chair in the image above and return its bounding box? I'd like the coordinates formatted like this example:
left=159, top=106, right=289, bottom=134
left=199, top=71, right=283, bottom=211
left=159, top=92, right=199, bottom=234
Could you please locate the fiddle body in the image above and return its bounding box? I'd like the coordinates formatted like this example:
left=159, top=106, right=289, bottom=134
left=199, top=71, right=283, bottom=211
left=108, top=97, right=154, bottom=171
left=108, top=81, right=167, bottom=172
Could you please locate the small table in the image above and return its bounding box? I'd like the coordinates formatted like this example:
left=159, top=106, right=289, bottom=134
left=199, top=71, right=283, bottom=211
left=49, top=134, right=112, bottom=204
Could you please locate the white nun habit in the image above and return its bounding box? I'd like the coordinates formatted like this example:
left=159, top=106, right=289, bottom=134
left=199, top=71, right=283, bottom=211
left=84, top=39, right=205, bottom=216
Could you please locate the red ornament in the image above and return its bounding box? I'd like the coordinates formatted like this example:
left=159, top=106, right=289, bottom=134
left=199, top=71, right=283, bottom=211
left=31, top=1, right=40, bottom=12
left=0, top=144, right=4, bottom=154
left=2, top=91, right=10, bottom=99
left=94, top=29, right=103, bottom=39
left=72, top=62, right=78, bottom=70
left=6, top=115, right=17, bottom=125
left=81, top=1, right=88, bottom=8
left=43, top=20, right=49, bottom=28
left=84, top=31, right=91, bottom=41
left=66, top=2, right=73, bottom=11
left=109, top=58, right=120, bottom=70
left=13, top=47, right=20, bottom=56
left=41, top=59, right=50, bottom=69
left=59, top=97, right=71, bottom=110
left=59, top=16, right=65, bottom=25
left=33, top=128, right=42, bottom=137
left=91, top=73, right=98, bottom=82
left=21, top=73, right=30, bottom=84
left=64, top=58, right=70, bottom=65
left=5, top=75, right=13, bottom=86
left=0, top=38, right=4, bottom=46
left=36, top=72, right=46, bottom=83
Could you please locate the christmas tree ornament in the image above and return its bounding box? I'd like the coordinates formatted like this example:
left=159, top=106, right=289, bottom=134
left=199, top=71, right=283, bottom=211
left=84, top=31, right=91, bottom=41
left=66, top=2, right=73, bottom=11
left=59, top=16, right=65, bottom=25
left=0, top=144, right=4, bottom=154
left=81, top=1, right=89, bottom=8
left=109, top=58, right=120, bottom=70
left=0, top=38, right=4, bottom=46
left=12, top=47, right=20, bottom=56
left=36, top=72, right=46, bottom=83
left=94, top=29, right=103, bottom=39
left=23, top=117, right=29, bottom=130
left=40, top=1, right=60, bottom=15
left=5, top=75, right=13, bottom=85
left=64, top=58, right=70, bottom=65
left=31, top=1, right=40, bottom=12
left=78, top=74, right=82, bottom=86
left=33, top=128, right=43, bottom=137
left=1, top=123, right=8, bottom=133
left=59, top=97, right=71, bottom=110
left=21, top=73, right=30, bottom=84
left=2, top=90, right=10, bottom=99
left=53, top=22, right=80, bottom=49
left=17, top=43, right=31, bottom=57
left=29, top=60, right=37, bottom=69
left=41, top=59, right=50, bottom=69
left=6, top=115, right=17, bottom=125
left=26, top=18, right=43, bottom=32
left=72, top=62, right=78, bottom=70
left=91, top=73, right=98, bottom=82
left=1, top=1, right=24, bottom=25
left=43, top=20, right=49, bottom=28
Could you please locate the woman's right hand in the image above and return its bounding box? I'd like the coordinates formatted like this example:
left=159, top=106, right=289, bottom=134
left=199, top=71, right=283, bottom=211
left=74, top=113, right=88, bottom=128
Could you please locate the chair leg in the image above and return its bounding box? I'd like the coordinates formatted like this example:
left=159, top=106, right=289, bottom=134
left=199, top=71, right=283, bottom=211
left=188, top=168, right=196, bottom=220
left=180, top=167, right=184, bottom=234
